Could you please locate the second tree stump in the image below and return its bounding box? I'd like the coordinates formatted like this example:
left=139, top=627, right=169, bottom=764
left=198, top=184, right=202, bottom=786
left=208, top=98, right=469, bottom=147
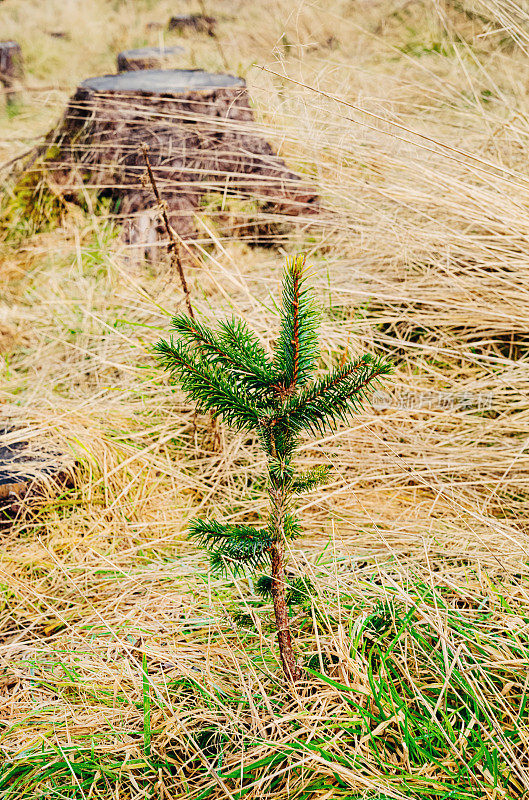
left=117, top=46, right=184, bottom=72
left=0, top=41, right=23, bottom=104
left=168, top=14, right=216, bottom=35
left=22, top=69, right=318, bottom=246
left=0, top=428, right=74, bottom=517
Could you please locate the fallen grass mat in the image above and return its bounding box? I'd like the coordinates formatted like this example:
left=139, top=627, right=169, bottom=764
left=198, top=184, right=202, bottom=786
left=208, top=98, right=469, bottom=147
left=1, top=566, right=528, bottom=799
left=1, top=0, right=529, bottom=798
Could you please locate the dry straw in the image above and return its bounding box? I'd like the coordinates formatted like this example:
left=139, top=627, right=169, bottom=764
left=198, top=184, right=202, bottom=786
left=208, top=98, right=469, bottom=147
left=0, top=0, right=528, bottom=798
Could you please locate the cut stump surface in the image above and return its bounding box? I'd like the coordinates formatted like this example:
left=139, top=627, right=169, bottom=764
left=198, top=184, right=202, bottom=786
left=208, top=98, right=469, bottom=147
left=25, top=69, right=318, bottom=246
left=80, top=69, right=242, bottom=93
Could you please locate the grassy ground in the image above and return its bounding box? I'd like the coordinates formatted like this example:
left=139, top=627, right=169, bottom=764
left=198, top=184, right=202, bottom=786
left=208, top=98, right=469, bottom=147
left=1, top=0, right=529, bottom=797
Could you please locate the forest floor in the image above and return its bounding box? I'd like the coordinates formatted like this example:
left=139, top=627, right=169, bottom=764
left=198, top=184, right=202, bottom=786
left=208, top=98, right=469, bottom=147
left=0, top=1, right=529, bottom=798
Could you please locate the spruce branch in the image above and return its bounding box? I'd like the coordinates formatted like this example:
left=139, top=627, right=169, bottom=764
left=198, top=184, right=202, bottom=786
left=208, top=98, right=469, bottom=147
left=282, top=513, right=302, bottom=540
left=285, top=576, right=315, bottom=606
left=255, top=574, right=314, bottom=606
left=154, top=338, right=260, bottom=430
left=292, top=465, right=332, bottom=494
left=189, top=520, right=272, bottom=574
left=209, top=538, right=272, bottom=574
left=218, top=318, right=276, bottom=383
left=255, top=574, right=273, bottom=598
left=188, top=519, right=265, bottom=547
left=268, top=457, right=295, bottom=485
left=284, top=354, right=393, bottom=434
left=171, top=314, right=275, bottom=394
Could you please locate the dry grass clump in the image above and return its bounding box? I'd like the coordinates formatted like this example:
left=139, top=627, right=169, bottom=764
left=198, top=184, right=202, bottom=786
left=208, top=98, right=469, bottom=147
left=0, top=0, right=529, bottom=797
left=2, top=559, right=529, bottom=798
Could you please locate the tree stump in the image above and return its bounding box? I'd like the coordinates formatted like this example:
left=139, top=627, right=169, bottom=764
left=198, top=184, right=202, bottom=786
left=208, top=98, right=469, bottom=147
left=23, top=69, right=318, bottom=248
left=0, top=430, right=74, bottom=515
left=168, top=14, right=216, bottom=35
left=0, top=41, right=23, bottom=105
left=117, top=46, right=184, bottom=72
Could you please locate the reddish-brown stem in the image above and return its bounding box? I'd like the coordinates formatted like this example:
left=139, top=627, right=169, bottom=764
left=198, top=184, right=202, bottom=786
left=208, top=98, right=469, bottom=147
left=291, top=267, right=300, bottom=388
left=268, top=478, right=302, bottom=685
left=270, top=540, right=301, bottom=684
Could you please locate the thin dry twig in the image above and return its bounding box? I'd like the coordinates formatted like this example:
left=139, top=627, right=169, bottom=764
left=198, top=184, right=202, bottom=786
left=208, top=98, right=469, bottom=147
left=141, top=143, right=194, bottom=319
left=141, top=143, right=221, bottom=450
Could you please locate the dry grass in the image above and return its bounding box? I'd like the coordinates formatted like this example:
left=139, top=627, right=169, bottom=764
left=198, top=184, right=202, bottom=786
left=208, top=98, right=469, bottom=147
left=1, top=0, right=529, bottom=797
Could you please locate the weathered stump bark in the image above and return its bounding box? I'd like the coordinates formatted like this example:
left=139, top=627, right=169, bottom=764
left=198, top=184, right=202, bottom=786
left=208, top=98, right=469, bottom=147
left=0, top=41, right=23, bottom=104
left=168, top=14, right=216, bottom=35
left=27, top=69, right=318, bottom=247
left=0, top=429, right=74, bottom=515
left=117, top=46, right=184, bottom=72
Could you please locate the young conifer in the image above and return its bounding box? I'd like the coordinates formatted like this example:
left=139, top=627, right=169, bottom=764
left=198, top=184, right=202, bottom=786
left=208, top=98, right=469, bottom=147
left=155, top=255, right=392, bottom=683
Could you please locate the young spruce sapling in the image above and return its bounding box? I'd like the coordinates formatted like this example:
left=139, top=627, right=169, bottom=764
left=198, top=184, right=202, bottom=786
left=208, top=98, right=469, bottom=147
left=155, top=255, right=392, bottom=683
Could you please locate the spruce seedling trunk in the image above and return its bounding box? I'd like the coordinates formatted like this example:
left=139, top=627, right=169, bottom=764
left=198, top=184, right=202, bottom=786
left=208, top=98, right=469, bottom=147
left=155, top=255, right=391, bottom=684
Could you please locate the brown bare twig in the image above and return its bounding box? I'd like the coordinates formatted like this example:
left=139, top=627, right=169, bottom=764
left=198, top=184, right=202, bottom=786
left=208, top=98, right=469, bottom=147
left=141, top=143, right=221, bottom=450
left=141, top=143, right=194, bottom=319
